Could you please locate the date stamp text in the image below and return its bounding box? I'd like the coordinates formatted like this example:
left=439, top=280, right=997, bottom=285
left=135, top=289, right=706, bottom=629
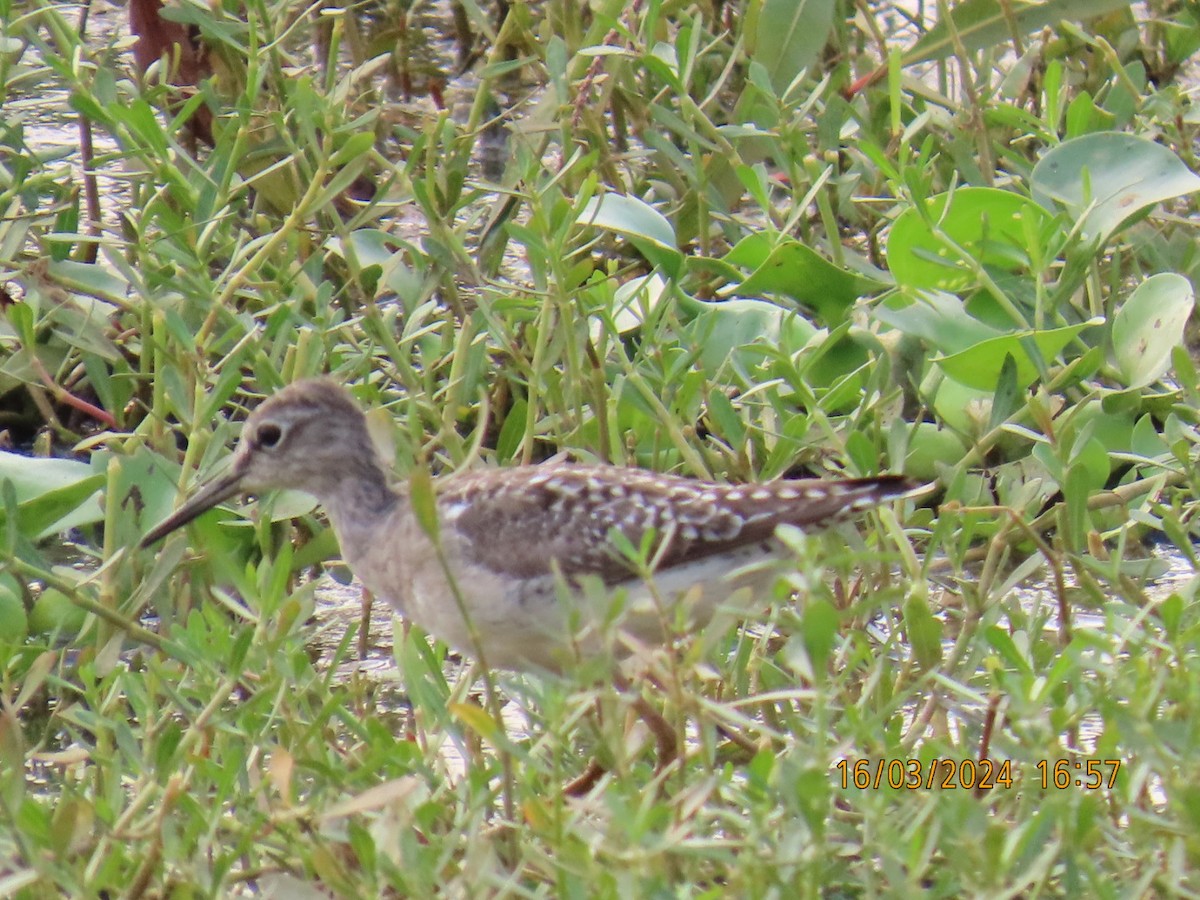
left=835, top=757, right=1122, bottom=791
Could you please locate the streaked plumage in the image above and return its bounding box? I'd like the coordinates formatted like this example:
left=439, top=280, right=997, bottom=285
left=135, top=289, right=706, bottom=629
left=143, top=379, right=916, bottom=670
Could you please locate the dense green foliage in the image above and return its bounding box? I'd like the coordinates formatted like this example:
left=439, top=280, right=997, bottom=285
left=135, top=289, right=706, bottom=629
left=1, top=0, right=1199, bottom=894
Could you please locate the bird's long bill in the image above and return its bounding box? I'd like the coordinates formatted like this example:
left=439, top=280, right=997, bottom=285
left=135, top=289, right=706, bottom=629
left=140, top=467, right=247, bottom=549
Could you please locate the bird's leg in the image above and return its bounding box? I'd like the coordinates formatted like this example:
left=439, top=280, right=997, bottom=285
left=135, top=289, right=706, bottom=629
left=562, top=688, right=613, bottom=797
left=397, top=618, right=419, bottom=744
left=630, top=694, right=679, bottom=774
left=563, top=674, right=681, bottom=796
left=614, top=672, right=680, bottom=778
left=358, top=587, right=374, bottom=661
left=713, top=720, right=762, bottom=762
left=563, top=757, right=607, bottom=796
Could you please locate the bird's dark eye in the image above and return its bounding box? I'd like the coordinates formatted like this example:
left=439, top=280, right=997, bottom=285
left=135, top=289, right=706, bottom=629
left=256, top=423, right=283, bottom=449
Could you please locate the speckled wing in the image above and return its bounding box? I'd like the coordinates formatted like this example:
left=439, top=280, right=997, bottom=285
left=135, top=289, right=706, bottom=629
left=441, top=464, right=911, bottom=585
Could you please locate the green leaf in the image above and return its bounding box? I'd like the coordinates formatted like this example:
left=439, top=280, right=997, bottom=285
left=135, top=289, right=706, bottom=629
left=931, top=378, right=994, bottom=435
left=749, top=0, right=837, bottom=95
left=1074, top=432, right=1113, bottom=487
left=722, top=233, right=776, bottom=271
left=605, top=273, right=669, bottom=336
left=935, top=320, right=1100, bottom=390
left=46, top=260, right=129, bottom=304
left=47, top=307, right=122, bottom=362
left=329, top=229, right=404, bottom=270
left=887, top=187, right=1055, bottom=292
left=705, top=390, right=745, bottom=447
left=1031, top=132, right=1200, bottom=244
left=988, top=353, right=1021, bottom=432
left=1063, top=456, right=1096, bottom=551
left=494, top=398, right=529, bottom=464
left=577, top=194, right=682, bottom=277
left=0, top=453, right=105, bottom=538
left=902, top=422, right=969, bottom=482
left=984, top=626, right=1033, bottom=675
left=904, top=0, right=1134, bottom=65
left=159, top=0, right=249, bottom=52
left=1159, top=593, right=1184, bottom=638
left=881, top=293, right=1102, bottom=389
left=329, top=130, right=376, bottom=168
left=875, top=291, right=1001, bottom=355
left=409, top=465, right=440, bottom=542
left=801, top=597, right=839, bottom=673
left=1111, top=273, right=1194, bottom=389
left=678, top=293, right=818, bottom=375
left=725, top=239, right=884, bottom=323
left=310, top=157, right=372, bottom=214
left=1064, top=90, right=1115, bottom=139
left=1130, top=414, right=1169, bottom=460
left=903, top=589, right=943, bottom=670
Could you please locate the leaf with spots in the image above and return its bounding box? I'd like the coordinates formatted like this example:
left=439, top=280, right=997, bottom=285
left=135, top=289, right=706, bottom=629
left=1112, top=273, right=1194, bottom=390
left=1031, top=133, right=1200, bottom=246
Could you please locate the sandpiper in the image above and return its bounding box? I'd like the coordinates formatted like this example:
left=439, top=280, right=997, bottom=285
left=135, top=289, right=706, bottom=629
left=143, top=379, right=919, bottom=788
left=141, top=379, right=917, bottom=673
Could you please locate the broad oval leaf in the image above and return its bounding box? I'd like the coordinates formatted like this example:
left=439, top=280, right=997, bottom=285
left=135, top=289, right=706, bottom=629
left=0, top=452, right=95, bottom=502
left=749, top=0, right=837, bottom=96
left=0, top=453, right=104, bottom=538
left=935, top=319, right=1103, bottom=390
left=887, top=187, right=1055, bottom=291
left=609, top=273, right=668, bottom=336
left=1031, top=132, right=1200, bottom=244
left=904, top=422, right=969, bottom=482
left=679, top=293, right=818, bottom=375
left=723, top=238, right=884, bottom=323
left=577, top=194, right=681, bottom=276
left=874, top=290, right=1000, bottom=356
left=1111, top=272, right=1194, bottom=389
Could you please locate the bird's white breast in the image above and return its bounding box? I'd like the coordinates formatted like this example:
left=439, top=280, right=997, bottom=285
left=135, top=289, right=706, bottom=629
left=343, top=500, right=788, bottom=671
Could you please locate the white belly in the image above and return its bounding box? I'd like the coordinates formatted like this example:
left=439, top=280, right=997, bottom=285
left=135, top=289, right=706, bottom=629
left=385, top=539, right=787, bottom=672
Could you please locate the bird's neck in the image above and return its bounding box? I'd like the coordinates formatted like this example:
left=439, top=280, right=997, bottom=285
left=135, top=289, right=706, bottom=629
left=318, top=458, right=400, bottom=548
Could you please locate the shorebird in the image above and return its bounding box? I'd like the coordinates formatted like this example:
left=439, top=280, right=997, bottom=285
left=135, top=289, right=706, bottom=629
left=142, top=379, right=916, bottom=785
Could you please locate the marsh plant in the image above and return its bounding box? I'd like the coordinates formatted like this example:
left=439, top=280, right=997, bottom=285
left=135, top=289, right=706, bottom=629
left=0, top=0, right=1199, bottom=894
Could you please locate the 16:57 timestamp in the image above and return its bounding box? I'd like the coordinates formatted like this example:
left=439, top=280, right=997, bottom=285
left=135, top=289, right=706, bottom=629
left=1037, top=758, right=1121, bottom=790
left=833, top=757, right=1122, bottom=791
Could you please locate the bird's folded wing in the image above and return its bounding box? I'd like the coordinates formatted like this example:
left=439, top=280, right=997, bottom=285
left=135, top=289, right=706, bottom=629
left=440, top=464, right=841, bottom=584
